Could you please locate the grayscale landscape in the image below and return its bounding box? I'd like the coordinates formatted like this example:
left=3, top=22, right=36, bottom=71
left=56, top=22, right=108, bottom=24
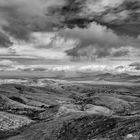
left=0, top=73, right=139, bottom=140
left=0, top=0, right=140, bottom=139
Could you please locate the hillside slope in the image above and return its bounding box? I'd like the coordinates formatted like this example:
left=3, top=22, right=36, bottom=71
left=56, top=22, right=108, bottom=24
left=0, top=80, right=140, bottom=139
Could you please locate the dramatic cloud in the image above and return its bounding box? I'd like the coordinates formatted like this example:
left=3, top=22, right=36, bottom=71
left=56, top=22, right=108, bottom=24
left=61, top=22, right=121, bottom=48
left=0, top=0, right=140, bottom=43
left=81, top=0, right=140, bottom=37
left=0, top=0, right=66, bottom=41
left=0, top=0, right=139, bottom=70
left=60, top=22, right=140, bottom=60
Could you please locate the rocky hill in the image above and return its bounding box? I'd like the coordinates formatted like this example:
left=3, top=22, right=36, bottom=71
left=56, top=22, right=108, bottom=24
left=0, top=79, right=140, bottom=140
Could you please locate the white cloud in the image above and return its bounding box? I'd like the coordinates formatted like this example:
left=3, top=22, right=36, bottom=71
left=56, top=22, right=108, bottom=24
left=10, top=44, right=68, bottom=60
left=31, top=32, right=56, bottom=47
left=6, top=32, right=77, bottom=60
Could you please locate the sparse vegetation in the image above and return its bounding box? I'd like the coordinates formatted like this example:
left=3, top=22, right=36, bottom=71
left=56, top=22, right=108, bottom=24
left=0, top=79, right=140, bottom=140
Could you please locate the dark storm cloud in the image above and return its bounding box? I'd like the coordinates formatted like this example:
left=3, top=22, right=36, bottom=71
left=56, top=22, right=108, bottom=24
left=60, top=22, right=140, bottom=60
left=57, top=0, right=140, bottom=37
left=56, top=0, right=140, bottom=60
left=0, top=0, right=139, bottom=62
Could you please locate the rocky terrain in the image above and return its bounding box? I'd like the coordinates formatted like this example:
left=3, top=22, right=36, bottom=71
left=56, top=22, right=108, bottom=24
left=0, top=78, right=140, bottom=140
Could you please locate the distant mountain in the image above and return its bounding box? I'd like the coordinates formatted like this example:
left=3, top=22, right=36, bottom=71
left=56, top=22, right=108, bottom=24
left=93, top=73, right=140, bottom=82
left=61, top=72, right=140, bottom=83
left=0, top=71, right=139, bottom=84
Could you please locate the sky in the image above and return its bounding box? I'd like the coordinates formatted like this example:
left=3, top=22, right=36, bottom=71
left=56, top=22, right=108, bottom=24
left=0, top=0, right=140, bottom=74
